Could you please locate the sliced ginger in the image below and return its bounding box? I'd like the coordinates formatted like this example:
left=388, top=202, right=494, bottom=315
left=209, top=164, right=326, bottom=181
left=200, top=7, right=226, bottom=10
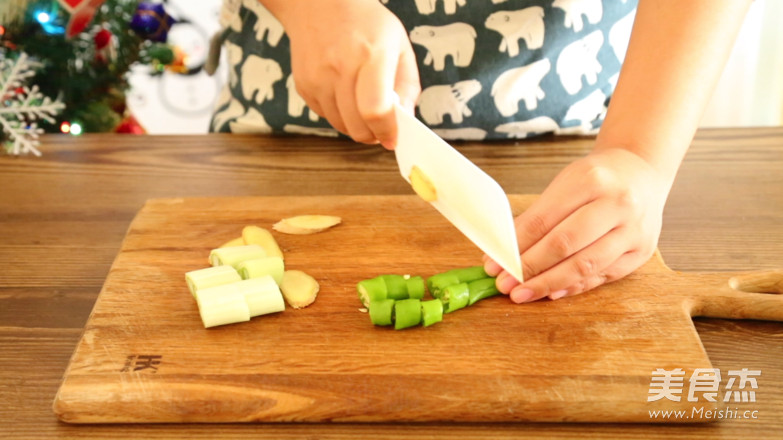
left=219, top=236, right=245, bottom=248
left=409, top=165, right=437, bottom=202
left=242, top=225, right=284, bottom=258
left=273, top=215, right=341, bottom=235
left=279, top=269, right=319, bottom=308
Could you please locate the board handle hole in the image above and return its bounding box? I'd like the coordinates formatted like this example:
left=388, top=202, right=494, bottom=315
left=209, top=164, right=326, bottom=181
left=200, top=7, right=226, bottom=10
left=729, top=269, right=783, bottom=294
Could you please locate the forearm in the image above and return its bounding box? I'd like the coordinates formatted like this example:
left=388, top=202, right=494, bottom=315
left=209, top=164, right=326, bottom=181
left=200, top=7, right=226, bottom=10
left=258, top=0, right=369, bottom=28
left=596, top=0, right=752, bottom=184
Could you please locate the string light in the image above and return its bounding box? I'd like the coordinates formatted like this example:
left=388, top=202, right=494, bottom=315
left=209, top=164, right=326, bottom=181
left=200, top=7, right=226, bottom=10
left=33, top=6, right=65, bottom=35
left=69, top=123, right=83, bottom=136
left=36, top=12, right=51, bottom=24
left=60, top=121, right=71, bottom=134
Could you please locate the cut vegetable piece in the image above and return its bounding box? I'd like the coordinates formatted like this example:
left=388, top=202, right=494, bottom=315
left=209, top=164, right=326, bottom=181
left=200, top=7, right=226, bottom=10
left=467, top=277, right=500, bottom=306
left=236, top=256, right=285, bottom=284
left=242, top=225, right=284, bottom=258
left=427, top=272, right=460, bottom=299
left=427, top=265, right=489, bottom=298
left=195, top=284, right=251, bottom=328
left=280, top=269, right=320, bottom=308
left=357, top=276, right=388, bottom=308
left=209, top=244, right=266, bottom=269
left=219, top=237, right=244, bottom=248
left=451, top=265, right=490, bottom=283
left=272, top=215, right=342, bottom=235
left=394, top=298, right=422, bottom=330
left=185, top=265, right=242, bottom=297
left=369, top=299, right=395, bottom=326
left=442, top=282, right=469, bottom=313
left=405, top=276, right=426, bottom=300
left=382, top=274, right=408, bottom=300
left=421, top=299, right=444, bottom=327
left=409, top=165, right=437, bottom=202
left=235, top=276, right=285, bottom=317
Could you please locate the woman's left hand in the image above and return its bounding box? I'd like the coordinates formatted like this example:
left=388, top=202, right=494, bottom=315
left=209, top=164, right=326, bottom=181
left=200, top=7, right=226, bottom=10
left=484, top=147, right=671, bottom=303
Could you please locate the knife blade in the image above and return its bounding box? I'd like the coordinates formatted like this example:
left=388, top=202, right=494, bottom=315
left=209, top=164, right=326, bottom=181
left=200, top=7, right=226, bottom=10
left=393, top=104, right=524, bottom=282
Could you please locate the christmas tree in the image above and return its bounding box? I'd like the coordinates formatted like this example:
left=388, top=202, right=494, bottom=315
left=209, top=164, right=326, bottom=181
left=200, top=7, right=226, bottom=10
left=1, top=0, right=179, bottom=155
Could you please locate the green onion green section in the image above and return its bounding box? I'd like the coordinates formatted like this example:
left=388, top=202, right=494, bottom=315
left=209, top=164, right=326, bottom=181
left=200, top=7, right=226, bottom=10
left=358, top=265, right=499, bottom=330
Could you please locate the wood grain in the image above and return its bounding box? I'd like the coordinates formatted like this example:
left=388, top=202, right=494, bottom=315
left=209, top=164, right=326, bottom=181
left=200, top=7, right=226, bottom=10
left=1, top=129, right=782, bottom=437
left=51, top=195, right=782, bottom=423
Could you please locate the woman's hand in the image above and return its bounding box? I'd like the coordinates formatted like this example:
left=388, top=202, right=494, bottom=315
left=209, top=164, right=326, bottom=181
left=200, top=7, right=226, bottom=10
left=265, top=0, right=420, bottom=149
left=484, top=148, right=671, bottom=303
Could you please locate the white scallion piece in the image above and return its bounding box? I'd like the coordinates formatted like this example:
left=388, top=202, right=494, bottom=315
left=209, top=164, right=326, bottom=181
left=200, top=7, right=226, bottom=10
left=185, top=265, right=242, bottom=297
left=236, top=256, right=285, bottom=284
left=235, top=276, right=286, bottom=317
left=209, top=244, right=266, bottom=269
left=195, top=283, right=251, bottom=328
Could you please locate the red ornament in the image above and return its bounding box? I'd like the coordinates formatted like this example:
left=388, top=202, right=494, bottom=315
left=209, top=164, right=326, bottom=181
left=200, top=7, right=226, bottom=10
left=94, top=28, right=111, bottom=48
left=57, top=0, right=108, bottom=38
left=115, top=115, right=146, bottom=134
left=93, top=27, right=116, bottom=63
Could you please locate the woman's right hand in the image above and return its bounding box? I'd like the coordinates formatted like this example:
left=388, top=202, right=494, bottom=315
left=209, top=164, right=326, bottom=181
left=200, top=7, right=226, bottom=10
left=264, top=0, right=421, bottom=149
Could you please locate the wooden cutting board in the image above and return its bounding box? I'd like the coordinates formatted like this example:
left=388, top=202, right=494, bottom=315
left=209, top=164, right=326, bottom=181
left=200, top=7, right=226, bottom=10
left=53, top=195, right=783, bottom=423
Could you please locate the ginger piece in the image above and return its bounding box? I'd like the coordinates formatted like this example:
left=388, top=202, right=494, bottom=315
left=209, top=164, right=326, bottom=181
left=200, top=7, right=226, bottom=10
left=409, top=165, right=437, bottom=202
left=219, top=236, right=244, bottom=248
left=273, top=215, right=341, bottom=235
left=242, top=225, right=284, bottom=258
left=279, top=270, right=319, bottom=308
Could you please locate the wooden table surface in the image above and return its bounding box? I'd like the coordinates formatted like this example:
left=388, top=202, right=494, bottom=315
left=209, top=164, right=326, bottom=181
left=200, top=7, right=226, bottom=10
left=2, top=129, right=782, bottom=438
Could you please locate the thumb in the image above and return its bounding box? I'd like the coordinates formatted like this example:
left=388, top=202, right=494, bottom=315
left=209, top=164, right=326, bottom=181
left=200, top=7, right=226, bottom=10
left=394, top=42, right=421, bottom=115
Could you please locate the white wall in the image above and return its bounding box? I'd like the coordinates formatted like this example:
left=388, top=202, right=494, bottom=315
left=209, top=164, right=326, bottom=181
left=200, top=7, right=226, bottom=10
left=700, top=0, right=783, bottom=127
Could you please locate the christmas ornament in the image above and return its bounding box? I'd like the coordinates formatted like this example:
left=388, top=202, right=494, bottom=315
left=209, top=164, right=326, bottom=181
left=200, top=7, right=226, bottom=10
left=114, top=114, right=145, bottom=134
left=56, top=0, right=108, bottom=39
left=130, top=2, right=175, bottom=43
left=165, top=46, right=188, bottom=74
left=147, top=43, right=175, bottom=70
left=93, top=27, right=116, bottom=63
left=1, top=53, right=65, bottom=156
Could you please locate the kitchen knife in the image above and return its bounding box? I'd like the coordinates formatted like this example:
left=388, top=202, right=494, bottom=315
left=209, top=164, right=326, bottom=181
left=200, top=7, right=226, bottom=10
left=393, top=104, right=524, bottom=282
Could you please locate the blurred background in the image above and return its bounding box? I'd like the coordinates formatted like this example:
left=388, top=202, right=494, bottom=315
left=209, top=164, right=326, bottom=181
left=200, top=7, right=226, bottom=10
left=1, top=0, right=781, bottom=151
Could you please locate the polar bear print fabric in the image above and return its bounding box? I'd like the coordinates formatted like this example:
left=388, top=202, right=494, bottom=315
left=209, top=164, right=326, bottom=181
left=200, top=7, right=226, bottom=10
left=609, top=9, right=636, bottom=63
left=240, top=55, right=283, bottom=105
left=414, top=0, right=468, bottom=15
left=242, top=0, right=284, bottom=47
left=495, top=116, right=560, bottom=139
left=213, top=0, right=638, bottom=140
left=552, top=0, right=603, bottom=33
left=418, top=79, right=482, bottom=125
left=230, top=107, right=272, bottom=134
left=562, top=88, right=608, bottom=132
left=485, top=7, right=545, bottom=57
left=410, top=23, right=477, bottom=71
left=556, top=30, right=604, bottom=95
left=492, top=58, right=551, bottom=116
left=286, top=75, right=319, bottom=122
